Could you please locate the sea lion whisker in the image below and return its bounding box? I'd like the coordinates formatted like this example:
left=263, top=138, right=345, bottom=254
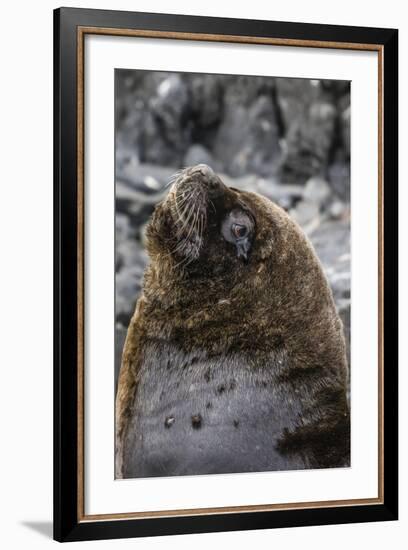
left=177, top=191, right=199, bottom=233
left=198, top=213, right=206, bottom=245
left=199, top=213, right=206, bottom=240
left=183, top=208, right=200, bottom=243
left=171, top=214, right=199, bottom=254
left=172, top=209, right=200, bottom=257
left=196, top=211, right=205, bottom=241
left=175, top=191, right=195, bottom=224
left=174, top=189, right=192, bottom=210
left=170, top=236, right=188, bottom=255
left=175, top=187, right=195, bottom=212
left=175, top=208, right=192, bottom=238
left=172, top=250, right=193, bottom=271
left=165, top=169, right=184, bottom=188
left=209, top=198, right=216, bottom=214
left=196, top=213, right=202, bottom=241
left=174, top=196, right=189, bottom=216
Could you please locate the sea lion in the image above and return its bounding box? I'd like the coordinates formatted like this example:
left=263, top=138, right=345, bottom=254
left=115, top=164, right=350, bottom=479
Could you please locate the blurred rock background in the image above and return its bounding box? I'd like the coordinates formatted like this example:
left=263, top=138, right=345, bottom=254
left=115, top=70, right=351, bottom=390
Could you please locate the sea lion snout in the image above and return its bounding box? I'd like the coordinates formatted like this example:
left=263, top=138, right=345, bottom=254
left=152, top=165, right=230, bottom=264
left=173, top=164, right=226, bottom=200
left=192, top=163, right=212, bottom=177
left=190, top=164, right=225, bottom=197
left=152, top=165, right=218, bottom=264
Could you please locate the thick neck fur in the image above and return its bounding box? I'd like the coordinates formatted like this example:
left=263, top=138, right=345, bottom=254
left=140, top=220, right=341, bottom=364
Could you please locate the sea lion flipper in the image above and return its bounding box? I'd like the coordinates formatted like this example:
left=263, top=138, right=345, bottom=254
left=115, top=298, right=145, bottom=478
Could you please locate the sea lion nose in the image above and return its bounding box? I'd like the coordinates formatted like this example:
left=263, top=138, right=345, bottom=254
left=194, top=163, right=214, bottom=177
left=190, top=164, right=226, bottom=199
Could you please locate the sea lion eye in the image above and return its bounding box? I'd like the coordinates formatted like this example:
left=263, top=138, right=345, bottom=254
left=231, top=223, right=248, bottom=240
left=221, top=209, right=254, bottom=261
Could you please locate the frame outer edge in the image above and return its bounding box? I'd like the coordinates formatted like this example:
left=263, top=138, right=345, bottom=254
left=54, top=6, right=81, bottom=542
left=382, top=28, right=398, bottom=520
left=53, top=7, right=62, bottom=542
left=53, top=7, right=398, bottom=541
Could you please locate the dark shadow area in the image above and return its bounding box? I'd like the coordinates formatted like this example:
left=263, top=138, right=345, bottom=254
left=20, top=521, right=53, bottom=539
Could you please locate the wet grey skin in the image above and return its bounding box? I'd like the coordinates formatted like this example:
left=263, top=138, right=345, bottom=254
left=122, top=343, right=308, bottom=478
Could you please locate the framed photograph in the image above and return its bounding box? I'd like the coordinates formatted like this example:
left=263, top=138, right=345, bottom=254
left=54, top=7, right=398, bottom=542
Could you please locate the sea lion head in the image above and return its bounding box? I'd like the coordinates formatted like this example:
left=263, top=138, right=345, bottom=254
left=145, top=163, right=290, bottom=275
left=143, top=163, right=337, bottom=345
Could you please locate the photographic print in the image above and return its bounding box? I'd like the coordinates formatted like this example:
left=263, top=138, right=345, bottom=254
left=114, top=69, right=351, bottom=479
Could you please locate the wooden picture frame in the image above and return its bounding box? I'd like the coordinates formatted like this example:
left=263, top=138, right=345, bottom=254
left=54, top=7, right=398, bottom=542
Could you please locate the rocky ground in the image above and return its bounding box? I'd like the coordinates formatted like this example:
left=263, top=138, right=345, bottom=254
left=115, top=71, right=351, bottom=390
